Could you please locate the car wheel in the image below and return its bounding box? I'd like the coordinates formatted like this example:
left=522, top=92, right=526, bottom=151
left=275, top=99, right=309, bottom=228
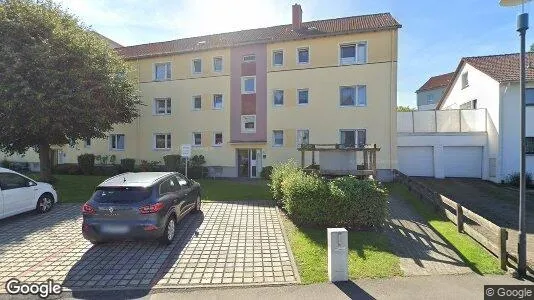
left=160, top=216, right=176, bottom=245
left=36, top=194, right=54, bottom=213
left=193, top=195, right=201, bottom=212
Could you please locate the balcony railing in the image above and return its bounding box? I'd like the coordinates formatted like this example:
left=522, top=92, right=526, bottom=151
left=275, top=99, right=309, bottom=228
left=397, top=109, right=487, bottom=133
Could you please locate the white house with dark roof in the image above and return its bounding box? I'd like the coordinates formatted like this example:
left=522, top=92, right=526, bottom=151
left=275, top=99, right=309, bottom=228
left=416, top=72, right=454, bottom=110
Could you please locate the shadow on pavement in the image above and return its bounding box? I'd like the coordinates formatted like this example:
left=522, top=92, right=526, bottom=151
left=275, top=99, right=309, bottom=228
left=334, top=281, right=375, bottom=300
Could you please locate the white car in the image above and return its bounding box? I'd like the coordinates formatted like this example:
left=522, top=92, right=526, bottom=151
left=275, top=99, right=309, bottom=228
left=0, top=167, right=58, bottom=219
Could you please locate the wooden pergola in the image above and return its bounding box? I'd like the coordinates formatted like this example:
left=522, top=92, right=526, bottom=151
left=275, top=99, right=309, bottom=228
left=297, top=144, right=380, bottom=177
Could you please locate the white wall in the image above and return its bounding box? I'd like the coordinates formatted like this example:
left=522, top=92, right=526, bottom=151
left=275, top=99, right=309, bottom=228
left=500, top=83, right=534, bottom=180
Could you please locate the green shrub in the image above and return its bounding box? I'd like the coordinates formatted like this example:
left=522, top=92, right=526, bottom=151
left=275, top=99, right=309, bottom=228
left=270, top=160, right=300, bottom=205
left=178, top=166, right=208, bottom=179
left=139, top=160, right=162, bottom=172
left=53, top=163, right=81, bottom=175
left=93, top=165, right=121, bottom=176
left=260, top=166, right=273, bottom=180
left=77, top=154, right=95, bottom=175
left=191, top=155, right=206, bottom=167
left=109, top=154, right=117, bottom=165
left=163, top=155, right=182, bottom=171
left=1, top=159, right=10, bottom=168
left=505, top=172, right=534, bottom=188
left=120, top=158, right=136, bottom=172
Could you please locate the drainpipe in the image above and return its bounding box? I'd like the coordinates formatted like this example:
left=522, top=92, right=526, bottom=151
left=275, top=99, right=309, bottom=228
left=499, top=83, right=510, bottom=183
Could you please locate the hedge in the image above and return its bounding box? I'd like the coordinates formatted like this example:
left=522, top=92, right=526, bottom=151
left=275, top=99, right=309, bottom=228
left=271, top=161, right=388, bottom=229
left=77, top=154, right=95, bottom=175
left=120, top=158, right=136, bottom=172
left=260, top=166, right=273, bottom=180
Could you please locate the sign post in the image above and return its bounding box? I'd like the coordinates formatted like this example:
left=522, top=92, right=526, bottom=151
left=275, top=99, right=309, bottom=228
left=181, top=144, right=192, bottom=178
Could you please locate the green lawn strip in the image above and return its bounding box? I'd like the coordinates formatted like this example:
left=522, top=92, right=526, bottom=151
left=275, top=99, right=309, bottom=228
left=197, top=179, right=271, bottom=201
left=281, top=214, right=402, bottom=284
left=387, top=183, right=503, bottom=275
left=28, top=174, right=108, bottom=203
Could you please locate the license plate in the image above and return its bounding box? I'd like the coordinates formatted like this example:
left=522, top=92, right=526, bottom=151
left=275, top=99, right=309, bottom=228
left=101, top=225, right=129, bottom=234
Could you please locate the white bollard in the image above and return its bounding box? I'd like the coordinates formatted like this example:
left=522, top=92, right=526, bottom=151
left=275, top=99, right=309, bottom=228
left=327, top=228, right=348, bottom=282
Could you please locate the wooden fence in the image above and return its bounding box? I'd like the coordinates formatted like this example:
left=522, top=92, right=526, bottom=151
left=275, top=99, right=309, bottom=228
left=393, top=170, right=511, bottom=271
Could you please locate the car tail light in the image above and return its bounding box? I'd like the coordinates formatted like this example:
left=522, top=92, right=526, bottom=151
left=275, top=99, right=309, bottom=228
left=82, top=204, right=96, bottom=215
left=144, top=225, right=158, bottom=231
left=139, top=202, right=164, bottom=214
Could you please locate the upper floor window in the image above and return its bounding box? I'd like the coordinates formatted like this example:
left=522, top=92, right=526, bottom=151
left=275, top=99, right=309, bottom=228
left=297, top=47, right=309, bottom=64
left=297, top=129, right=309, bottom=148
left=213, top=57, right=223, bottom=72
left=340, top=85, right=367, bottom=107
left=340, top=42, right=367, bottom=65
left=110, top=134, right=125, bottom=151
left=193, top=59, right=202, bottom=74
left=526, top=88, right=534, bottom=105
left=243, top=54, right=256, bottom=62
left=527, top=137, right=534, bottom=154
left=213, top=94, right=223, bottom=109
left=273, top=50, right=284, bottom=66
left=154, top=133, right=171, bottom=150
left=241, top=115, right=256, bottom=133
left=192, top=95, right=202, bottom=110
left=154, top=98, right=171, bottom=115
left=426, top=94, right=435, bottom=104
left=274, top=90, right=284, bottom=106
left=298, top=89, right=309, bottom=105
left=241, top=76, right=256, bottom=94
left=460, top=99, right=477, bottom=109
left=461, top=72, right=469, bottom=89
left=273, top=130, right=284, bottom=146
left=154, top=63, right=171, bottom=81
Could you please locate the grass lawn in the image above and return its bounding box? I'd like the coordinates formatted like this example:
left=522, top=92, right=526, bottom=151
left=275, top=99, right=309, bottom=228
left=282, top=215, right=402, bottom=284
left=29, top=174, right=271, bottom=203
left=387, top=183, right=504, bottom=275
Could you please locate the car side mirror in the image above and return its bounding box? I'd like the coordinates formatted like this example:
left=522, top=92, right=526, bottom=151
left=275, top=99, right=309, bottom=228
left=27, top=181, right=36, bottom=187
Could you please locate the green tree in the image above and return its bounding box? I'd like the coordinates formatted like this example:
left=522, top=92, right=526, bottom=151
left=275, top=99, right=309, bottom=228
left=0, top=0, right=140, bottom=181
left=397, top=105, right=416, bottom=112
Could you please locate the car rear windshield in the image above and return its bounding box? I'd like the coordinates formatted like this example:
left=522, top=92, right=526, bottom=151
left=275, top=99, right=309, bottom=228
left=91, top=187, right=152, bottom=203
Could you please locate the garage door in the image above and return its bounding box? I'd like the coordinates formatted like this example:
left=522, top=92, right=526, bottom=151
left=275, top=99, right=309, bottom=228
left=443, top=146, right=482, bottom=178
left=398, top=146, right=434, bottom=177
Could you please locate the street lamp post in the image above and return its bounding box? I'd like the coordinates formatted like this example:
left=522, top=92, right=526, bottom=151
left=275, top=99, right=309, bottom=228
left=500, top=0, right=530, bottom=277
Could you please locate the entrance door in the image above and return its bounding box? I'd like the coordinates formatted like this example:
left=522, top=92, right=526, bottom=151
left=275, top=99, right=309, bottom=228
left=237, top=149, right=262, bottom=178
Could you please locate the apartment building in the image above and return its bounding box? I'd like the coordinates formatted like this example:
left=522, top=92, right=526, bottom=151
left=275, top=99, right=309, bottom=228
left=6, top=5, right=401, bottom=179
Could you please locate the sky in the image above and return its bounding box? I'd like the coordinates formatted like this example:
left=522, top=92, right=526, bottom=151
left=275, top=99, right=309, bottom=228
left=53, top=0, right=534, bottom=108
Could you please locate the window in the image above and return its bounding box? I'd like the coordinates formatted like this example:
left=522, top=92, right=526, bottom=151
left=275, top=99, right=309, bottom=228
left=154, top=134, right=171, bottom=150
left=340, top=42, right=367, bottom=65
left=462, top=72, right=469, bottom=89
left=193, top=96, right=202, bottom=110
left=273, top=130, right=284, bottom=146
left=297, top=129, right=309, bottom=147
left=110, top=134, right=125, bottom=150
left=193, top=59, right=202, bottom=74
left=426, top=94, right=435, bottom=104
left=213, top=132, right=223, bottom=146
left=527, top=137, right=534, bottom=154
left=213, top=94, right=223, bottom=109
left=154, top=98, right=171, bottom=115
left=526, top=88, right=534, bottom=105
left=274, top=90, right=284, bottom=106
left=340, top=85, right=367, bottom=106
left=0, top=172, right=32, bottom=190
left=160, top=176, right=179, bottom=195
left=154, top=63, right=171, bottom=81
left=213, top=57, right=223, bottom=72
left=460, top=99, right=477, bottom=109
left=241, top=115, right=256, bottom=133
left=241, top=76, right=256, bottom=94
left=243, top=54, right=256, bottom=62
left=297, top=47, right=309, bottom=64
left=193, top=132, right=202, bottom=146
left=273, top=50, right=283, bottom=66
left=298, top=89, right=309, bottom=105
left=340, top=129, right=366, bottom=148
left=84, top=138, right=91, bottom=148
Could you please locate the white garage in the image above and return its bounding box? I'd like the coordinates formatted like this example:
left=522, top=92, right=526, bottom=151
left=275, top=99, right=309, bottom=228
left=397, top=146, right=434, bottom=177
left=443, top=146, right=483, bottom=178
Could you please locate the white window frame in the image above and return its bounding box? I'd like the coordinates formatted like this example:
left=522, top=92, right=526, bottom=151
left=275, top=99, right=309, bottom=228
left=154, top=62, right=171, bottom=81
left=153, top=133, right=172, bottom=150
left=462, top=72, right=469, bottom=89
left=273, top=50, right=284, bottom=67
left=241, top=115, right=256, bottom=133
left=339, top=129, right=366, bottom=148
left=192, top=95, right=202, bottom=111
left=272, top=130, right=284, bottom=147
left=273, top=89, right=284, bottom=107
left=110, top=134, right=125, bottom=151
left=339, top=42, right=367, bottom=65
left=213, top=56, right=223, bottom=72
left=212, top=94, right=223, bottom=110
left=84, top=138, right=91, bottom=148
left=192, top=132, right=202, bottom=146
left=297, top=88, right=309, bottom=105
left=241, top=76, right=256, bottom=94
left=243, top=54, right=256, bottom=62
left=297, top=47, right=310, bottom=64
left=339, top=85, right=367, bottom=107
left=213, top=132, right=223, bottom=147
left=154, top=98, right=171, bottom=115
left=192, top=58, right=202, bottom=74
left=296, top=129, right=310, bottom=148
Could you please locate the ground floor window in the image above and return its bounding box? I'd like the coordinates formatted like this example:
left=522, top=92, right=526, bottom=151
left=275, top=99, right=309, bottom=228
left=527, top=137, right=534, bottom=154
left=193, top=132, right=202, bottom=146
left=297, top=129, right=309, bottom=148
left=154, top=134, right=171, bottom=150
left=273, top=130, right=284, bottom=146
left=340, top=129, right=366, bottom=148
left=214, top=132, right=223, bottom=146
left=110, top=134, right=125, bottom=150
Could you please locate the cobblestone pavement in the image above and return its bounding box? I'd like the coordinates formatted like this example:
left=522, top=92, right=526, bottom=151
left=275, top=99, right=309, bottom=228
left=0, top=201, right=298, bottom=293
left=385, top=196, right=473, bottom=276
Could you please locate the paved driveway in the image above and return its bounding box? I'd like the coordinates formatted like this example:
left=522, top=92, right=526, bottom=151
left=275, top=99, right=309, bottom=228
left=0, top=201, right=298, bottom=295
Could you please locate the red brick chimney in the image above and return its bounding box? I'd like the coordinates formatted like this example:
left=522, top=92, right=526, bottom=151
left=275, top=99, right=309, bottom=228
left=292, top=4, right=302, bottom=30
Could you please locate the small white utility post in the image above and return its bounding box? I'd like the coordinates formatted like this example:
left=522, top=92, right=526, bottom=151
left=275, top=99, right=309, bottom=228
left=327, top=228, right=348, bottom=282
left=181, top=144, right=192, bottom=178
